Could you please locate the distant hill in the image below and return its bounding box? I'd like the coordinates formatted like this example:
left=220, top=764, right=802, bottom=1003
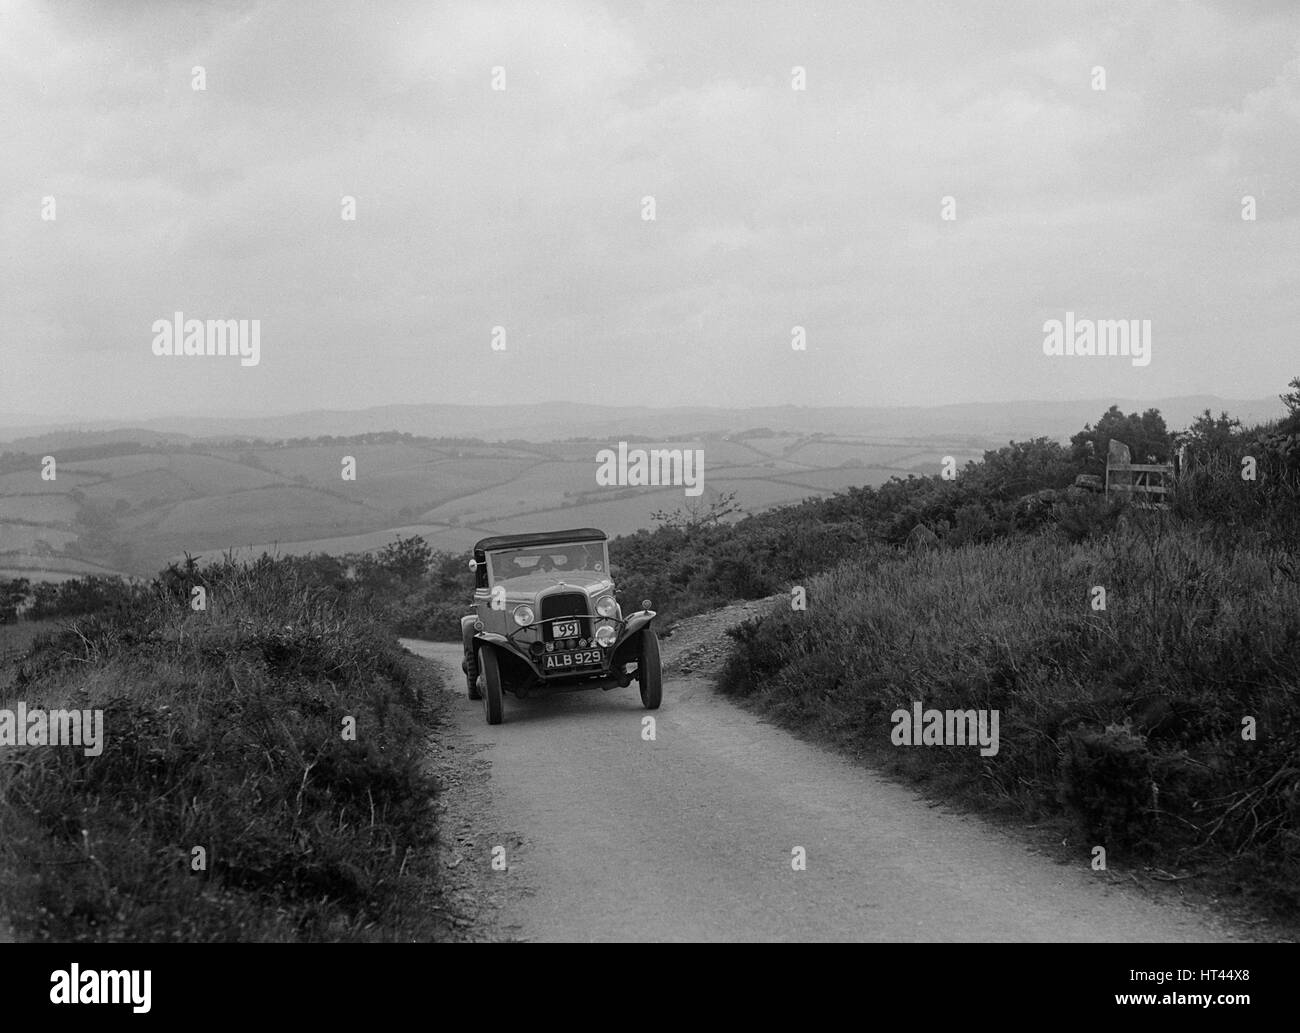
left=0, top=395, right=1285, bottom=448
left=0, top=428, right=192, bottom=453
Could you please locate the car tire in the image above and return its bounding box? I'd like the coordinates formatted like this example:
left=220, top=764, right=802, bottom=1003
left=464, top=649, right=482, bottom=700
left=638, top=628, right=662, bottom=710
left=479, top=645, right=504, bottom=725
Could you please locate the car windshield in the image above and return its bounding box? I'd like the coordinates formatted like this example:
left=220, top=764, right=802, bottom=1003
left=488, top=542, right=608, bottom=583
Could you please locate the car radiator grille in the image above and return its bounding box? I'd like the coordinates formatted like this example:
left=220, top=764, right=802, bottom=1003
left=540, top=592, right=591, bottom=639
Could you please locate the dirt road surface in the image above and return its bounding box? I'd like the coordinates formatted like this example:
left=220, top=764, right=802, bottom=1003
left=402, top=601, right=1242, bottom=943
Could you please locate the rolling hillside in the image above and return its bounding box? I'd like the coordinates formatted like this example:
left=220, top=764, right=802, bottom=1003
left=0, top=429, right=992, bottom=578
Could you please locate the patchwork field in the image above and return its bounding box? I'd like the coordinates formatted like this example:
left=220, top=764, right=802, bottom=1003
left=0, top=494, right=79, bottom=524
left=0, top=429, right=1004, bottom=577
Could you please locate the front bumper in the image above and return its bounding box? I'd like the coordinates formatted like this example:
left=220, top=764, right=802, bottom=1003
left=474, top=610, right=656, bottom=685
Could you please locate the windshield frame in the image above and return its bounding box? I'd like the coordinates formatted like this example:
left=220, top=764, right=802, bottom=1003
left=485, top=541, right=611, bottom=586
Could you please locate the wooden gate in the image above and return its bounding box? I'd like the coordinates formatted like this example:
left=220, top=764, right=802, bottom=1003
left=1105, top=440, right=1175, bottom=506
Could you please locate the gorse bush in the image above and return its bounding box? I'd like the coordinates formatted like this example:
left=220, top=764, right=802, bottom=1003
left=13, top=575, right=143, bottom=621
left=0, top=557, right=442, bottom=942
left=1051, top=492, right=1128, bottom=544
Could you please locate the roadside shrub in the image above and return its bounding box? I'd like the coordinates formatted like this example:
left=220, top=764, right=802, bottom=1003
left=718, top=613, right=809, bottom=698
left=945, top=501, right=995, bottom=547
left=1060, top=724, right=1157, bottom=851
left=0, top=558, right=443, bottom=942
left=1052, top=493, right=1126, bottom=543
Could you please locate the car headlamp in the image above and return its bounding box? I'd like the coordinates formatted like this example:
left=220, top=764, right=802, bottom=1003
left=596, top=595, right=618, bottom=618
left=513, top=605, right=534, bottom=627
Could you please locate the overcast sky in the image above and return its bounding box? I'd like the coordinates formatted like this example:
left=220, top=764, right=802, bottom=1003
left=2, top=0, right=1298, bottom=422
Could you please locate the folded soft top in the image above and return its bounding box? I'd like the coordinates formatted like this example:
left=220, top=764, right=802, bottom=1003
left=473, top=528, right=607, bottom=556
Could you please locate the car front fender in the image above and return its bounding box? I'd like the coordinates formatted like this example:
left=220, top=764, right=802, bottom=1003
left=472, top=631, right=533, bottom=667
left=615, top=609, right=656, bottom=646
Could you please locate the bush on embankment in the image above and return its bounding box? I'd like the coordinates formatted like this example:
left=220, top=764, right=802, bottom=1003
left=0, top=556, right=442, bottom=942
left=717, top=518, right=1300, bottom=916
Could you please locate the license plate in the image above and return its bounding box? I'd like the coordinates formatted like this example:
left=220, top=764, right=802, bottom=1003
left=551, top=619, right=582, bottom=639
left=544, top=649, right=603, bottom=670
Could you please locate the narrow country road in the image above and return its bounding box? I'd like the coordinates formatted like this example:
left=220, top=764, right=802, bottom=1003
left=402, top=607, right=1240, bottom=943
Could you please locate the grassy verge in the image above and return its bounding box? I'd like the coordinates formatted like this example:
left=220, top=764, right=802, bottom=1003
left=0, top=558, right=445, bottom=942
left=718, top=517, right=1300, bottom=919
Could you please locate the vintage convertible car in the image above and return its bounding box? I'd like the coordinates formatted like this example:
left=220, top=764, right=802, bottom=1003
left=460, top=528, right=662, bottom=724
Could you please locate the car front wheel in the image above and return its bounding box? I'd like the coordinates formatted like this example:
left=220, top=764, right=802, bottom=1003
left=479, top=645, right=504, bottom=725
left=464, top=649, right=482, bottom=700
left=637, top=628, right=662, bottom=710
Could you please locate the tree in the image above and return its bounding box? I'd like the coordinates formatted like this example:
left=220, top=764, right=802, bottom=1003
left=1179, top=409, right=1241, bottom=453
left=1280, top=375, right=1300, bottom=423
left=1070, top=406, right=1171, bottom=469
left=377, top=535, right=434, bottom=580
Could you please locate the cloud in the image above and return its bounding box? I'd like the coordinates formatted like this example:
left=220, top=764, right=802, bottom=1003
left=1, top=0, right=1298, bottom=421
